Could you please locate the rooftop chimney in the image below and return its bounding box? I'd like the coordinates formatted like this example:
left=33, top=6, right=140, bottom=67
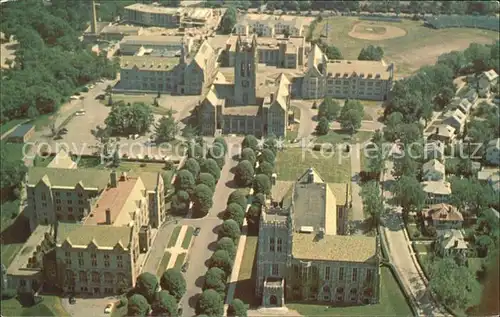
left=270, top=93, right=275, bottom=102
left=307, top=168, right=314, bottom=183
left=105, top=208, right=111, bottom=225
left=120, top=172, right=128, bottom=181
left=110, top=170, right=117, bottom=188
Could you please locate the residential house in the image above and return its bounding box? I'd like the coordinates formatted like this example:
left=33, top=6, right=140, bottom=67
left=256, top=168, right=380, bottom=307
left=422, top=159, right=445, bottom=181
left=478, top=169, right=500, bottom=192
left=197, top=35, right=291, bottom=137
left=450, top=98, right=473, bottom=115
left=436, top=229, right=468, bottom=257
left=300, top=45, right=394, bottom=101
left=443, top=109, right=467, bottom=134
left=424, top=141, right=446, bottom=162
left=464, top=88, right=478, bottom=104
left=427, top=124, right=456, bottom=144
left=421, top=181, right=452, bottom=204
left=485, top=138, right=500, bottom=165
left=423, top=203, right=463, bottom=230
left=478, top=69, right=499, bottom=98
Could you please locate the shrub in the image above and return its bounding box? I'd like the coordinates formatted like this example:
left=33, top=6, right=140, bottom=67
left=227, top=190, right=247, bottom=211
left=253, top=174, right=271, bottom=195
left=209, top=250, right=233, bottom=276
left=228, top=298, right=247, bottom=317
left=183, top=158, right=200, bottom=178
left=195, top=289, right=224, bottom=317
left=198, top=173, right=216, bottom=192
left=224, top=203, right=245, bottom=227
left=174, top=169, right=195, bottom=192
left=216, top=237, right=236, bottom=259
left=219, top=219, right=241, bottom=242
left=234, top=160, right=254, bottom=187
left=240, top=148, right=256, bottom=165
left=192, top=184, right=214, bottom=218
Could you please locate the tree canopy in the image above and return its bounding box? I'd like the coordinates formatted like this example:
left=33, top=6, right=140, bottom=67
left=0, top=0, right=118, bottom=122
left=151, top=291, right=178, bottom=317
left=160, top=268, right=186, bottom=301
left=192, top=184, right=214, bottom=217
left=318, top=97, right=341, bottom=121
left=358, top=45, right=384, bottom=61
left=105, top=102, right=154, bottom=136
left=219, top=219, right=241, bottom=242
left=127, top=294, right=151, bottom=317
left=135, top=272, right=159, bottom=303
left=221, top=6, right=237, bottom=34
left=339, top=100, right=364, bottom=134
left=154, top=110, right=179, bottom=143
left=234, top=160, right=255, bottom=187
left=195, top=289, right=224, bottom=317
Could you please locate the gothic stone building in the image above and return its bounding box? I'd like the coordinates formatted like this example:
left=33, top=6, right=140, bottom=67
left=256, top=168, right=380, bottom=307
left=197, top=35, right=290, bottom=137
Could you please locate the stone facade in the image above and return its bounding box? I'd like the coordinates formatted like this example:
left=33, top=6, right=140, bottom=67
left=300, top=45, right=394, bottom=101
left=256, top=169, right=380, bottom=307
left=197, top=35, right=290, bottom=137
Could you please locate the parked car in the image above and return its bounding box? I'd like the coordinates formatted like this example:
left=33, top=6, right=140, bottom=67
left=177, top=306, right=183, bottom=316
left=60, top=128, right=68, bottom=133
left=104, top=303, right=114, bottom=314
left=75, top=109, right=86, bottom=116
left=69, top=296, right=76, bottom=305
left=95, top=94, right=106, bottom=100
left=194, top=227, right=201, bottom=236
left=181, top=262, right=189, bottom=273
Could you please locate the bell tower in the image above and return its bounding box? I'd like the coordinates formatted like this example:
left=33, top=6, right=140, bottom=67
left=234, top=34, right=258, bottom=105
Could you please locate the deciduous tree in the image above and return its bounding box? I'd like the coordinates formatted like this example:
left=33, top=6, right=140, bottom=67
left=228, top=299, right=248, bottom=317
left=198, top=173, right=216, bottom=192
left=174, top=170, right=195, bottom=192
left=151, top=291, right=178, bottom=317
left=219, top=219, right=241, bottom=242
left=135, top=272, right=158, bottom=303
left=234, top=160, right=254, bottom=187
left=160, top=268, right=186, bottom=301
left=195, top=289, right=224, bottom=317
left=201, top=158, right=221, bottom=181
left=127, top=294, right=150, bottom=317
left=154, top=110, right=179, bottom=143
left=209, top=250, right=233, bottom=276
left=253, top=174, right=271, bottom=195
left=192, top=184, right=214, bottom=217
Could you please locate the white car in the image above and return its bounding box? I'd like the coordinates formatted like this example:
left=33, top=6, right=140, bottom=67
left=75, top=109, right=86, bottom=116
left=70, top=96, right=80, bottom=100
left=104, top=303, right=114, bottom=314
left=88, top=84, right=95, bottom=89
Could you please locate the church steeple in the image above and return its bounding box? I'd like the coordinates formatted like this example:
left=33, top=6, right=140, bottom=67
left=236, top=34, right=242, bottom=53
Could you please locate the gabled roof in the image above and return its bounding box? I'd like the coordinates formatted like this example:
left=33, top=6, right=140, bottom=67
left=192, top=40, right=215, bottom=70
left=421, top=180, right=452, bottom=196
left=27, top=167, right=110, bottom=190
left=438, top=229, right=467, bottom=250
left=423, top=159, right=445, bottom=175
left=56, top=222, right=132, bottom=250
left=47, top=148, right=76, bottom=169
left=482, top=69, right=499, bottom=82
left=487, top=138, right=500, bottom=149
left=424, top=203, right=463, bottom=221
left=272, top=73, right=290, bottom=111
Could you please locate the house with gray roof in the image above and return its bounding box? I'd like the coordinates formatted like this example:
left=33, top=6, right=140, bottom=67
left=485, top=138, right=500, bottom=165
left=256, top=168, right=380, bottom=308
left=422, top=159, right=445, bottom=181
left=443, top=108, right=467, bottom=134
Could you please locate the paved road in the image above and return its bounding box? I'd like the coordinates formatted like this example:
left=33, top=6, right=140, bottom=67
left=381, top=161, right=449, bottom=316
left=350, top=147, right=364, bottom=227
left=180, top=149, right=240, bottom=317
left=330, top=120, right=384, bottom=133
left=142, top=220, right=179, bottom=274
left=290, top=100, right=316, bottom=138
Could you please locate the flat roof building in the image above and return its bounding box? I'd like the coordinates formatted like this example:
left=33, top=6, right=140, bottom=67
left=7, top=123, right=35, bottom=143
left=124, top=4, right=213, bottom=28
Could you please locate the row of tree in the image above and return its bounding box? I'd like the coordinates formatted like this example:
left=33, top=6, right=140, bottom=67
left=170, top=137, right=227, bottom=218
left=1, top=0, right=118, bottom=123
left=195, top=191, right=249, bottom=316
left=207, top=1, right=499, bottom=16
left=125, top=269, right=186, bottom=316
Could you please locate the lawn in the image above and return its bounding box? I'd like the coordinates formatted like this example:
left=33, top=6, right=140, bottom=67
left=467, top=257, right=484, bottom=276
left=181, top=226, right=194, bottom=249
left=287, top=267, right=413, bottom=317
left=156, top=251, right=172, bottom=276
left=117, top=161, right=169, bottom=173
left=33, top=155, right=54, bottom=167
left=286, top=127, right=299, bottom=142
left=413, top=243, right=433, bottom=254
left=167, top=225, right=182, bottom=248
left=233, top=235, right=260, bottom=307
left=103, top=94, right=178, bottom=116
left=275, top=147, right=351, bottom=183
left=315, top=130, right=373, bottom=145
left=1, top=200, right=30, bottom=268
left=173, top=252, right=186, bottom=269
left=312, top=17, right=498, bottom=77
left=0, top=295, right=69, bottom=317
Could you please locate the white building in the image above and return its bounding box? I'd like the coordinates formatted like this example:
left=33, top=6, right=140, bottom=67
left=478, top=69, right=499, bottom=98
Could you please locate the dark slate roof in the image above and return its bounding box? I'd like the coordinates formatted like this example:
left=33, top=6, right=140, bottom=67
left=9, top=123, right=34, bottom=138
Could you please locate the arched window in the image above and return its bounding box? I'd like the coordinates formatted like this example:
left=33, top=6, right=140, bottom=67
left=277, top=238, right=282, bottom=252
left=104, top=272, right=114, bottom=284
left=350, top=288, right=358, bottom=302
left=92, top=271, right=100, bottom=283
left=269, top=238, right=275, bottom=252
left=336, top=287, right=344, bottom=294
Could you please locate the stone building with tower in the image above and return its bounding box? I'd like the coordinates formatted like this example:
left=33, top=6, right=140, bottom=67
left=21, top=168, right=166, bottom=296
left=197, top=35, right=291, bottom=137
left=300, top=45, right=395, bottom=101
left=256, top=168, right=380, bottom=307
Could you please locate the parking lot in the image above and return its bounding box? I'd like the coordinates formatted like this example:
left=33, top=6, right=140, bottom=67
left=31, top=84, right=200, bottom=159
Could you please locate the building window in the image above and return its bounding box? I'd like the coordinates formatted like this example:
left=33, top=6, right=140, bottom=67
left=325, top=266, right=331, bottom=280
left=352, top=268, right=358, bottom=282
left=41, top=193, right=46, bottom=200
left=68, top=207, right=73, bottom=213
left=55, top=192, right=60, bottom=197
left=42, top=203, right=47, bottom=208
left=66, top=192, right=71, bottom=197
left=338, top=267, right=344, bottom=281
left=366, top=269, right=373, bottom=282
left=350, top=288, right=358, bottom=302
left=92, top=272, right=100, bottom=283
left=271, top=264, right=279, bottom=276
left=277, top=238, right=282, bottom=252
left=79, top=200, right=84, bottom=205
left=78, top=259, right=84, bottom=266
left=56, top=206, right=62, bottom=211
left=65, top=252, right=71, bottom=257
left=56, top=199, right=61, bottom=204
left=269, top=238, right=275, bottom=252
left=78, top=192, right=83, bottom=197
left=67, top=200, right=72, bottom=205
left=79, top=271, right=87, bottom=283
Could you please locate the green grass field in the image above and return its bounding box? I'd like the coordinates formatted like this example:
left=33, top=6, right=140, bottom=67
left=173, top=252, right=186, bottom=269
left=181, top=226, right=194, bottom=249
left=315, top=130, right=373, bottom=145
left=287, top=267, right=413, bottom=316
left=233, top=235, right=260, bottom=307
left=275, top=147, right=351, bottom=183
left=156, top=251, right=172, bottom=276
left=167, top=226, right=182, bottom=248
left=0, top=200, right=30, bottom=268
left=313, top=17, right=498, bottom=77
left=0, top=295, right=69, bottom=317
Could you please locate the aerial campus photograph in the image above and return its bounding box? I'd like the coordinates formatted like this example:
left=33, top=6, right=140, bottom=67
left=0, top=0, right=499, bottom=317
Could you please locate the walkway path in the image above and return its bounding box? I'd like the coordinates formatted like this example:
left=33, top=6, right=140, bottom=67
left=165, top=225, right=188, bottom=269
left=349, top=145, right=364, bottom=232
left=381, top=161, right=450, bottom=316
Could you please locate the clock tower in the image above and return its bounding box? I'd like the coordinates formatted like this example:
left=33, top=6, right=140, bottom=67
left=234, top=34, right=258, bottom=105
